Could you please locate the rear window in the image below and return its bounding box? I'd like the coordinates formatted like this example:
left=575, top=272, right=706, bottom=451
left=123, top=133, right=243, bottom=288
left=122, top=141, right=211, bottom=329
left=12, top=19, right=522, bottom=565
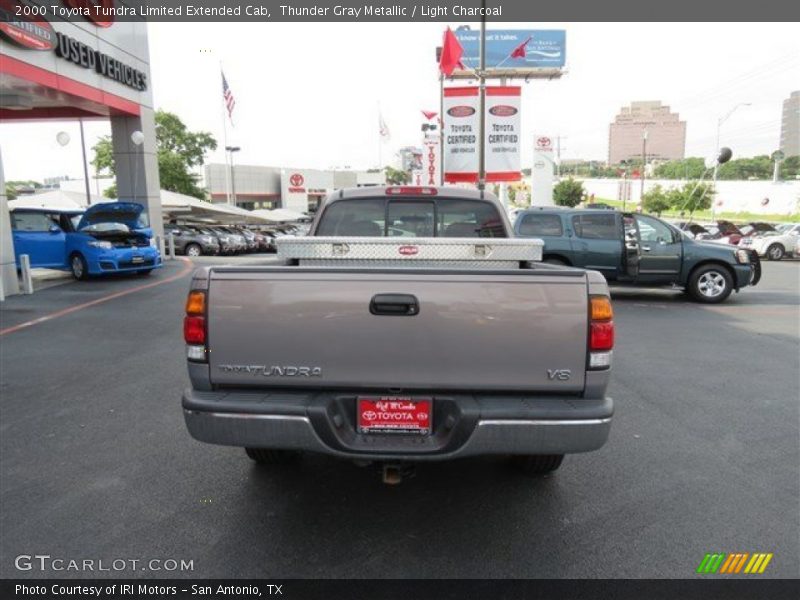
left=316, top=198, right=507, bottom=238
left=572, top=214, right=618, bottom=240
left=518, top=213, right=563, bottom=237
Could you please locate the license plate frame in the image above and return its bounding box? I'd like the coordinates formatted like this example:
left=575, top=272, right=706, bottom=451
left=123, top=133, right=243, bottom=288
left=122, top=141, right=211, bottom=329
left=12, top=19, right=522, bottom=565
left=357, top=396, right=432, bottom=435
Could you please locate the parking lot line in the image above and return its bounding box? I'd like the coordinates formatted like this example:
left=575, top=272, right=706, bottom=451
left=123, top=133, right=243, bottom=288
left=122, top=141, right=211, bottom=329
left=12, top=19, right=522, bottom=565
left=0, top=258, right=193, bottom=337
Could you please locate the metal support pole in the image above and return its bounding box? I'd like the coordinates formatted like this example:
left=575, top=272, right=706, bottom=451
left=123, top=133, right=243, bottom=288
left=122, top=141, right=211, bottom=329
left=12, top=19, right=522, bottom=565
left=477, top=5, right=487, bottom=191
left=168, top=232, right=176, bottom=260
left=20, top=254, right=33, bottom=295
left=439, top=73, right=444, bottom=185
left=640, top=131, right=647, bottom=204
left=79, top=120, right=92, bottom=205
left=230, top=152, right=237, bottom=206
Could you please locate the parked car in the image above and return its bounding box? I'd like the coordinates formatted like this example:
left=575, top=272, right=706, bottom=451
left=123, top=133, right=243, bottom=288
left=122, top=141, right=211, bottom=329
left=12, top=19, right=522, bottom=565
left=675, top=222, right=710, bottom=239
left=739, top=229, right=798, bottom=260
left=739, top=222, right=777, bottom=239
left=182, top=186, right=614, bottom=480
left=515, top=208, right=760, bottom=303
left=11, top=203, right=161, bottom=280
left=775, top=223, right=800, bottom=235
left=164, top=224, right=220, bottom=257
left=697, top=220, right=743, bottom=245
left=230, top=226, right=259, bottom=252
left=208, top=226, right=246, bottom=254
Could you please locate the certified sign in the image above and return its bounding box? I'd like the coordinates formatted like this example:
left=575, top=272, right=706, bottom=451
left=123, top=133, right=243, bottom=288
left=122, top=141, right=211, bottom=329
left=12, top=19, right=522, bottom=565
left=0, top=0, right=56, bottom=50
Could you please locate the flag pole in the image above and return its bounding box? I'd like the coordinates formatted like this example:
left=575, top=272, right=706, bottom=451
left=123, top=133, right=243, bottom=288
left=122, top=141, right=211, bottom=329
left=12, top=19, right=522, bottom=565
left=220, top=61, right=232, bottom=205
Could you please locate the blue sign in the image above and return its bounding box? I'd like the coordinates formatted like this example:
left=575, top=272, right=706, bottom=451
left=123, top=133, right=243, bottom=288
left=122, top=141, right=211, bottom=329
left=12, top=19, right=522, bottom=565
left=455, top=29, right=566, bottom=70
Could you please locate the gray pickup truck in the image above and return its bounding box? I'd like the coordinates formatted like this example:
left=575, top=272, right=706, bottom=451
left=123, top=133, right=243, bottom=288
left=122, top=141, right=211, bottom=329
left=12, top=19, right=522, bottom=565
left=182, top=186, right=615, bottom=480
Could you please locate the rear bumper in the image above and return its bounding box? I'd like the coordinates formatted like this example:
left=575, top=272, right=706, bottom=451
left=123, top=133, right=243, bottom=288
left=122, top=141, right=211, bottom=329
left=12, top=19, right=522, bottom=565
left=182, top=388, right=613, bottom=460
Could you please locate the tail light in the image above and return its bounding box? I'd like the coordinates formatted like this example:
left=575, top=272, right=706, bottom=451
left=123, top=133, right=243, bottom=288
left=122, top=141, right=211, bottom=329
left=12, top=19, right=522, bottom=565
left=588, top=295, right=614, bottom=369
left=184, top=290, right=207, bottom=362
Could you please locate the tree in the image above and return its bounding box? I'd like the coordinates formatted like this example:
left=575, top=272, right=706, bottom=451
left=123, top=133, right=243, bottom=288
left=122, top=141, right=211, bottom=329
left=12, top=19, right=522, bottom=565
left=641, top=184, right=673, bottom=216
left=668, top=182, right=715, bottom=215
left=92, top=109, right=217, bottom=199
left=553, top=178, right=584, bottom=208
left=5, top=180, right=42, bottom=201
left=384, top=166, right=409, bottom=185
left=653, top=157, right=706, bottom=180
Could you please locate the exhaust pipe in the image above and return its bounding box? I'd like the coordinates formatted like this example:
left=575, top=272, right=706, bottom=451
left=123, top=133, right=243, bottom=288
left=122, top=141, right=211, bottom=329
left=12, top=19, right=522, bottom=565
left=382, top=464, right=402, bottom=485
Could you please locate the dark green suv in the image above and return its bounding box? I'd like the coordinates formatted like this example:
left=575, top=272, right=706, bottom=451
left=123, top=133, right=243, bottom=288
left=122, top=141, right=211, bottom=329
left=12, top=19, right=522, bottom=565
left=514, top=208, right=760, bottom=303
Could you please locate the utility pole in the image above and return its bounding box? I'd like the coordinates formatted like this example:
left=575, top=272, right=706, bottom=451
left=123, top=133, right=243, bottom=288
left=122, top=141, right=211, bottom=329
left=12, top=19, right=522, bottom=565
left=226, top=146, right=240, bottom=206
left=640, top=130, right=648, bottom=203
left=477, top=4, right=487, bottom=191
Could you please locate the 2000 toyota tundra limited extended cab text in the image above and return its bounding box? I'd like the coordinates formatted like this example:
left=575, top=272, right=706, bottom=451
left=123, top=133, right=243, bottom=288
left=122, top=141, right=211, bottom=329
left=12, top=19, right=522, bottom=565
left=182, top=187, right=615, bottom=482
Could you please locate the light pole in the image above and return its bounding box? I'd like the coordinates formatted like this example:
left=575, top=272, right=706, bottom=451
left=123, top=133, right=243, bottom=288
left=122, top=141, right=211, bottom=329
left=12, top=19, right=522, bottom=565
left=712, top=103, right=750, bottom=218
left=640, top=130, right=648, bottom=204
left=225, top=146, right=241, bottom=206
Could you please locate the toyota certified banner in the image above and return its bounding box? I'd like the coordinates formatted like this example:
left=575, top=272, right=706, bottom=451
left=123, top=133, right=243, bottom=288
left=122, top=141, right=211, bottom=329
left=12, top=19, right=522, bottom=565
left=485, top=86, right=521, bottom=181
left=443, top=86, right=521, bottom=183
left=443, top=87, right=480, bottom=182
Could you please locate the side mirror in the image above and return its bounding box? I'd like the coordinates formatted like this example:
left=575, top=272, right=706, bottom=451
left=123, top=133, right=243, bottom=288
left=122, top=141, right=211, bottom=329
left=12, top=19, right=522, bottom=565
left=48, top=225, right=62, bottom=234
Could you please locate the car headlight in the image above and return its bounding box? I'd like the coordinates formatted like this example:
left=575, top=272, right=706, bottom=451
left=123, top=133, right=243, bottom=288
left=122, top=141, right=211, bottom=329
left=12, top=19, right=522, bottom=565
left=735, top=249, right=751, bottom=264
left=88, top=240, right=113, bottom=250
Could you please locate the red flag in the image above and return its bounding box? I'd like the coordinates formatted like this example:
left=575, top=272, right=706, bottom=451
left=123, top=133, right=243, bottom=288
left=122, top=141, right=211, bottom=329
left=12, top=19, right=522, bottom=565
left=510, top=36, right=532, bottom=59
left=421, top=110, right=438, bottom=121
left=439, top=28, right=465, bottom=77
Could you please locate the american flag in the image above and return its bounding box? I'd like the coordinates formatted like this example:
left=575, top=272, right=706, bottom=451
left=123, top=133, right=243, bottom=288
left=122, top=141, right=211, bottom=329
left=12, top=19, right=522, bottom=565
left=378, top=111, right=390, bottom=141
left=221, top=71, right=235, bottom=122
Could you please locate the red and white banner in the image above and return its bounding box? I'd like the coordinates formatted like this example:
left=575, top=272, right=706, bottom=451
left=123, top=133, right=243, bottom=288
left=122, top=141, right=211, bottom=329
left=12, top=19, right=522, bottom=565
left=421, top=133, right=441, bottom=186
left=443, top=86, right=521, bottom=183
left=485, top=86, right=521, bottom=181
left=443, top=87, right=479, bottom=182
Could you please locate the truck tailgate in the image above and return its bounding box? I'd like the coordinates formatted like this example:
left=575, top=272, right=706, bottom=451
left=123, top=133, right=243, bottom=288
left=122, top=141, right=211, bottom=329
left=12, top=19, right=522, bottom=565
left=206, top=267, right=588, bottom=392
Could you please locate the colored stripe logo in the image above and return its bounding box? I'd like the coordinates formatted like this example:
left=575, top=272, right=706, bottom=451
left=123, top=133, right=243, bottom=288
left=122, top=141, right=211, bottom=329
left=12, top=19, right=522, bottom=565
left=696, top=553, right=773, bottom=574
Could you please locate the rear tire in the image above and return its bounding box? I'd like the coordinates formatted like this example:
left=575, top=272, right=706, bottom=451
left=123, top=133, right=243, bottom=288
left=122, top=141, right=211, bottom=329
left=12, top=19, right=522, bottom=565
left=185, top=243, right=202, bottom=257
left=245, top=447, right=300, bottom=465
left=69, top=253, right=89, bottom=281
left=766, top=243, right=784, bottom=261
left=512, top=454, right=564, bottom=476
left=687, top=264, right=733, bottom=303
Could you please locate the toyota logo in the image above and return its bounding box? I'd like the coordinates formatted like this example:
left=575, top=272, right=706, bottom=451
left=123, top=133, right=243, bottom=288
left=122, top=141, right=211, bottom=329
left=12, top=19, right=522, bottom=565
left=447, top=106, right=476, bottom=118
left=537, top=137, right=551, bottom=148
left=290, top=173, right=304, bottom=187
left=489, top=105, right=517, bottom=117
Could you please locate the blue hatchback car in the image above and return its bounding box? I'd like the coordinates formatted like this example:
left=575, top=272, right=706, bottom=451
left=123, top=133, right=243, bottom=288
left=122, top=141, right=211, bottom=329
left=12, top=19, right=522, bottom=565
left=10, top=202, right=162, bottom=280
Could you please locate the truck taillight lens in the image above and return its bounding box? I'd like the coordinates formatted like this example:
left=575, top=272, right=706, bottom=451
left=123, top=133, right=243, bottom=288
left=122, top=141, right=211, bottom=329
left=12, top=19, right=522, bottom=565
left=590, top=322, right=614, bottom=351
left=184, top=316, right=206, bottom=345
left=589, top=294, right=614, bottom=369
left=385, top=186, right=438, bottom=196
left=185, top=290, right=207, bottom=361
left=185, top=291, right=206, bottom=315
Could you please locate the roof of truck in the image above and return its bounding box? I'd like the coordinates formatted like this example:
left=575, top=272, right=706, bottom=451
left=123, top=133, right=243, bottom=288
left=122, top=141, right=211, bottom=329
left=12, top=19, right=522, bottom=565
left=331, top=186, right=499, bottom=202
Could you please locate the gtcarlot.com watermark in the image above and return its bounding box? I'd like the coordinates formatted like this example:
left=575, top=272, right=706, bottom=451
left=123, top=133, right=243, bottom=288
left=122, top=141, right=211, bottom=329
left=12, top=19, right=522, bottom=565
left=15, top=554, right=194, bottom=573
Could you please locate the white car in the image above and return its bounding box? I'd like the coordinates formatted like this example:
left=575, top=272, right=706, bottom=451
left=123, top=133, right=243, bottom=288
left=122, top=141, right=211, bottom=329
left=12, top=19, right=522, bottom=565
left=739, top=229, right=799, bottom=260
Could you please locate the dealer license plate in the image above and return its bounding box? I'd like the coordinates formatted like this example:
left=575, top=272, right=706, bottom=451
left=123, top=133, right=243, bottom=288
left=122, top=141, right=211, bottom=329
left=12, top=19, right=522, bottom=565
left=357, top=397, right=432, bottom=435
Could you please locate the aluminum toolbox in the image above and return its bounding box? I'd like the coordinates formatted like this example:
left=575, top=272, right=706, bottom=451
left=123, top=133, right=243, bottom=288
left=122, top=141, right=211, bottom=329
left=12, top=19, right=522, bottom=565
left=277, top=237, right=544, bottom=269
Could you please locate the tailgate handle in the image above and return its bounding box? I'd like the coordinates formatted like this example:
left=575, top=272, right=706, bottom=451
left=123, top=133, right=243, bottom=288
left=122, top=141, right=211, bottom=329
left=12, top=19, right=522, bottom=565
left=370, top=294, right=419, bottom=316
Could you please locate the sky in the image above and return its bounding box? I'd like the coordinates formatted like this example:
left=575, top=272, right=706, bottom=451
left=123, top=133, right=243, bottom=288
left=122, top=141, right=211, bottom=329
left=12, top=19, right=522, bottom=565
left=1, top=21, right=799, bottom=183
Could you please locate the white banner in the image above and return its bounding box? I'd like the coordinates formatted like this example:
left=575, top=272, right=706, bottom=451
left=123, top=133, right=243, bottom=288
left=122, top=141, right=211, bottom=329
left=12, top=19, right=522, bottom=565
left=410, top=169, right=424, bottom=185
left=531, top=134, right=555, bottom=206
left=421, top=133, right=441, bottom=186
left=443, top=87, right=479, bottom=183
left=443, top=86, right=521, bottom=183
left=485, top=86, right=521, bottom=181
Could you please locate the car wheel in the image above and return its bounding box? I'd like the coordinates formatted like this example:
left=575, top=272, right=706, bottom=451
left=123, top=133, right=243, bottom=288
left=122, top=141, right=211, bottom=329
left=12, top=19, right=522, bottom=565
left=69, top=253, right=89, bottom=281
left=512, top=454, right=564, bottom=476
left=766, top=243, right=785, bottom=261
left=688, top=264, right=733, bottom=303
left=245, top=447, right=300, bottom=465
left=185, top=243, right=202, bottom=257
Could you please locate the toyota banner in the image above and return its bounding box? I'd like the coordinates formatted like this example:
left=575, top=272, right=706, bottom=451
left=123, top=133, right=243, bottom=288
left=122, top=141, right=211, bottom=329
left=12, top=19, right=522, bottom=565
left=443, top=86, right=521, bottom=183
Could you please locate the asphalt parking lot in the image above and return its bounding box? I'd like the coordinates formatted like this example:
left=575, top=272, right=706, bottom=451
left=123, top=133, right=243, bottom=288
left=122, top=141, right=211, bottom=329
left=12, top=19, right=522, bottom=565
left=0, top=258, right=797, bottom=579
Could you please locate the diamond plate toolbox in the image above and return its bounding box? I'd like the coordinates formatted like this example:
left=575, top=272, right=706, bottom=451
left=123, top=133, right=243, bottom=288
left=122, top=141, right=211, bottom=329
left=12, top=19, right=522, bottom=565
left=277, top=237, right=544, bottom=267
